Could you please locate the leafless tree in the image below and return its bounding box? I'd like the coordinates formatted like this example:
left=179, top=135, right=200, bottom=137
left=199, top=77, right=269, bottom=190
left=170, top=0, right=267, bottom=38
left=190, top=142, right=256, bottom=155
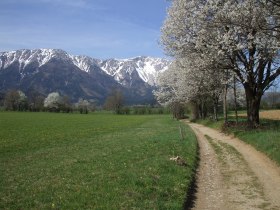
left=104, top=89, right=124, bottom=114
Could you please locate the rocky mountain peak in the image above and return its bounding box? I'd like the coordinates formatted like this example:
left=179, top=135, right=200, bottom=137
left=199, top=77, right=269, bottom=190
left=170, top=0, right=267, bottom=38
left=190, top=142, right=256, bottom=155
left=0, top=49, right=170, bottom=104
left=0, top=49, right=71, bottom=70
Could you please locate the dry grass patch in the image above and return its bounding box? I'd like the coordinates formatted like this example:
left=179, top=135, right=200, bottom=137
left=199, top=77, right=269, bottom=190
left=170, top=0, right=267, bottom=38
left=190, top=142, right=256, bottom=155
left=238, top=110, right=280, bottom=120
left=259, top=110, right=280, bottom=120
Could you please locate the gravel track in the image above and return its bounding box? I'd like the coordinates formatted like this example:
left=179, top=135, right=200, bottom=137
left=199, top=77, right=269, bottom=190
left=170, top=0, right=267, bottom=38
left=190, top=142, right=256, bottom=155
left=184, top=121, right=280, bottom=210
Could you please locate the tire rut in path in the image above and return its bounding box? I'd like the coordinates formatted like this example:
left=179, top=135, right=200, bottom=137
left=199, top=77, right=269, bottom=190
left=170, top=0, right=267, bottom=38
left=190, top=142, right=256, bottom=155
left=184, top=121, right=280, bottom=210
left=188, top=124, right=226, bottom=210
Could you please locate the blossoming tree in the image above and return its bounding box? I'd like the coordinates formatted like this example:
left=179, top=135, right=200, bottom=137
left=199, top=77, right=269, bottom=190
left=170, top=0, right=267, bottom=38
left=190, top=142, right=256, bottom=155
left=44, top=92, right=62, bottom=111
left=161, top=0, right=280, bottom=127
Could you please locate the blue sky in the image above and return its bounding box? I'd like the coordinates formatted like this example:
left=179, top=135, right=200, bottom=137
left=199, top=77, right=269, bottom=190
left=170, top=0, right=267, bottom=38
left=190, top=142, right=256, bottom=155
left=0, top=0, right=170, bottom=59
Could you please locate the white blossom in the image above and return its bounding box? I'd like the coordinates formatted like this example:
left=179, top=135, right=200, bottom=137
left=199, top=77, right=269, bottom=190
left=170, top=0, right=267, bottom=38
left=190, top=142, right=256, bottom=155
left=44, top=92, right=62, bottom=109
left=159, top=0, right=280, bottom=125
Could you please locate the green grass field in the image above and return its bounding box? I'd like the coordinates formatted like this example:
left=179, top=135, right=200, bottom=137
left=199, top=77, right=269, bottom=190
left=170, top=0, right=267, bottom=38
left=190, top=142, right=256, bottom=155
left=0, top=112, right=198, bottom=209
left=196, top=116, right=280, bottom=166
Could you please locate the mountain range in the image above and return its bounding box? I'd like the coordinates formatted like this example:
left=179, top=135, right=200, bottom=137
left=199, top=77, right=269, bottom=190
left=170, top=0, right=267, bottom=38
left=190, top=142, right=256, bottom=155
left=0, top=49, right=170, bottom=105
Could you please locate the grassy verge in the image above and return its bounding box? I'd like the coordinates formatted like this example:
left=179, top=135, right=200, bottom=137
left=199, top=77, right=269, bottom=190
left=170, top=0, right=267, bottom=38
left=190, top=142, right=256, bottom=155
left=195, top=117, right=280, bottom=166
left=0, top=112, right=198, bottom=209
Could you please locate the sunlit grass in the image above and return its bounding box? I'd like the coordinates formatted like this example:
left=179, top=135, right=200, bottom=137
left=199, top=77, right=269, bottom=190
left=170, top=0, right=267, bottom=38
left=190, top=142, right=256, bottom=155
left=0, top=112, right=198, bottom=209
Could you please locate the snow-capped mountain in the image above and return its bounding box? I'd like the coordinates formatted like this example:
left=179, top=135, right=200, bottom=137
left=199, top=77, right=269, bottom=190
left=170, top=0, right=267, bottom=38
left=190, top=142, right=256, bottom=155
left=98, top=57, right=170, bottom=86
left=0, top=49, right=170, bottom=104
left=70, top=55, right=102, bottom=73
left=0, top=49, right=70, bottom=70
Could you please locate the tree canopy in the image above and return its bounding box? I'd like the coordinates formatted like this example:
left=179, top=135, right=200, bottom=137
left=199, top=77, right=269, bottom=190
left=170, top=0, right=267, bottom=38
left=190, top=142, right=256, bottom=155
left=159, top=0, right=280, bottom=127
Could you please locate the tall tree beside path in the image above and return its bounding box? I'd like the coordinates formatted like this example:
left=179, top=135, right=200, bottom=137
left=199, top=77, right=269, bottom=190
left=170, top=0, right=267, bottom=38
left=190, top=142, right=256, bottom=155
left=154, top=57, right=224, bottom=120
left=161, top=0, right=280, bottom=127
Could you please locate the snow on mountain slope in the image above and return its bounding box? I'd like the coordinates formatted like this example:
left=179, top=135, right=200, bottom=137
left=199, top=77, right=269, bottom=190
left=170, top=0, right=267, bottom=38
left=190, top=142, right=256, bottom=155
left=99, top=56, right=171, bottom=86
left=136, top=57, right=170, bottom=85
left=0, top=49, right=170, bottom=86
left=0, top=49, right=70, bottom=70
left=70, top=55, right=101, bottom=73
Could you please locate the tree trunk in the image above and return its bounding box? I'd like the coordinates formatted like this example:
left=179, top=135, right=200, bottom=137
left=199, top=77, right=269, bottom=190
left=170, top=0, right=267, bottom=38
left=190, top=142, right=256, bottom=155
left=200, top=100, right=207, bottom=119
left=223, top=84, right=228, bottom=123
left=190, top=101, right=199, bottom=120
left=201, top=102, right=204, bottom=119
left=233, top=76, right=238, bottom=123
left=199, top=103, right=202, bottom=119
left=244, top=87, right=262, bottom=128
left=213, top=103, right=217, bottom=121
left=213, top=96, right=219, bottom=121
left=197, top=102, right=202, bottom=119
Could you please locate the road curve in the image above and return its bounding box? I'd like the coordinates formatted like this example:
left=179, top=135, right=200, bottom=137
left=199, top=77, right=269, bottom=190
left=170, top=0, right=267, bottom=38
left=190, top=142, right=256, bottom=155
left=184, top=121, right=280, bottom=210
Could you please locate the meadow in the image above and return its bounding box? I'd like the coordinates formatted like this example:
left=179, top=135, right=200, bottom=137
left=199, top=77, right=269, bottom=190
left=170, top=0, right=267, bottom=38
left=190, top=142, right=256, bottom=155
left=238, top=110, right=280, bottom=120
left=0, top=112, right=198, bottom=209
left=196, top=110, right=280, bottom=165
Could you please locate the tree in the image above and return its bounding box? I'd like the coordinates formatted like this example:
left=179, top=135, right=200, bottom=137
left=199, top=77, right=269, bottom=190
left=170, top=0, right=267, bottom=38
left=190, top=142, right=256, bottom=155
left=4, top=90, right=20, bottom=111
left=170, top=101, right=185, bottom=120
left=44, top=92, right=62, bottom=112
left=104, top=89, right=124, bottom=114
left=153, top=60, right=181, bottom=106
left=18, top=91, right=28, bottom=111
left=4, top=90, right=28, bottom=111
left=28, top=90, right=44, bottom=112
left=161, top=0, right=280, bottom=127
left=154, top=55, right=225, bottom=120
left=76, top=99, right=90, bottom=114
left=60, top=96, right=72, bottom=113
left=0, top=91, right=5, bottom=108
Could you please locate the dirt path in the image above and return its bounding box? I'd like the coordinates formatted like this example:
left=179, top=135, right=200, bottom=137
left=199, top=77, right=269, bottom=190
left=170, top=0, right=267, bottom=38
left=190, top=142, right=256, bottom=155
left=183, top=121, right=280, bottom=210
